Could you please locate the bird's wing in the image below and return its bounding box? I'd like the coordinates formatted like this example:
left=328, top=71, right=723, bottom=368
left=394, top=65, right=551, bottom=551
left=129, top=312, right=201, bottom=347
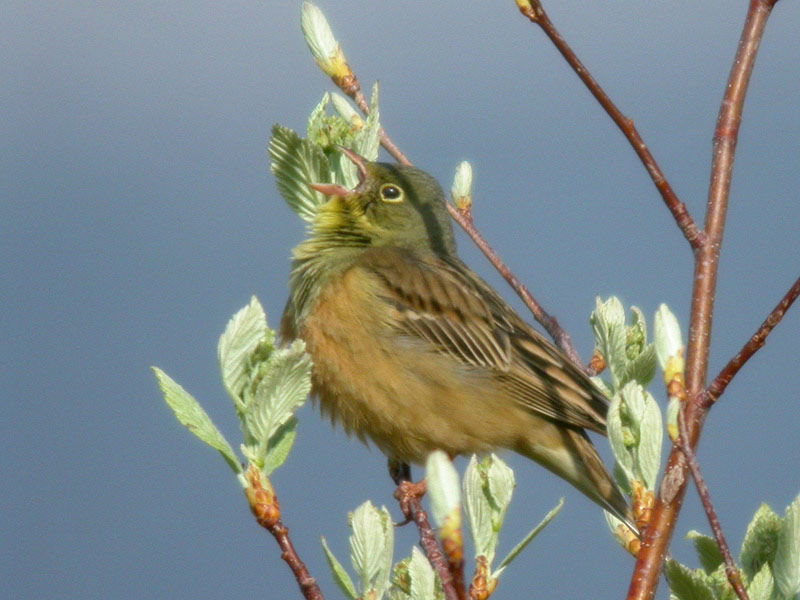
left=361, top=248, right=608, bottom=433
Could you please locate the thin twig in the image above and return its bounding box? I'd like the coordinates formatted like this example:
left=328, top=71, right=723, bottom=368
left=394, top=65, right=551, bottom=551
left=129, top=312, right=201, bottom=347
left=395, top=483, right=461, bottom=600
left=340, top=82, right=588, bottom=370
left=676, top=413, right=749, bottom=600
left=703, top=274, right=800, bottom=407
left=626, top=2, right=780, bottom=599
left=246, top=467, right=324, bottom=600
left=515, top=0, right=704, bottom=251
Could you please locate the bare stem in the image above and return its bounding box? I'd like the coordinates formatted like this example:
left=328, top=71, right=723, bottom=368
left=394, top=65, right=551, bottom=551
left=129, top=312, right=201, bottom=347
left=246, top=467, right=323, bottom=600
left=516, top=0, right=704, bottom=250
left=394, top=482, right=461, bottom=600
left=626, top=2, right=780, bottom=598
left=704, top=274, right=800, bottom=407
left=676, top=414, right=749, bottom=600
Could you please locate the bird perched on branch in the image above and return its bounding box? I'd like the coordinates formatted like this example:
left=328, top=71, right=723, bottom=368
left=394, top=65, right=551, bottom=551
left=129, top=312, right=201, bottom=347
left=280, top=147, right=633, bottom=528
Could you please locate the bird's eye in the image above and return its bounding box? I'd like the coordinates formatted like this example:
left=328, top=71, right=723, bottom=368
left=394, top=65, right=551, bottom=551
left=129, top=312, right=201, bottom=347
left=379, top=183, right=404, bottom=203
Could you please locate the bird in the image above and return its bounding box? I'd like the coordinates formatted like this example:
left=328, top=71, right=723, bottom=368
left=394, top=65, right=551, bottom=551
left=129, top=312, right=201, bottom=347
left=279, top=147, right=633, bottom=528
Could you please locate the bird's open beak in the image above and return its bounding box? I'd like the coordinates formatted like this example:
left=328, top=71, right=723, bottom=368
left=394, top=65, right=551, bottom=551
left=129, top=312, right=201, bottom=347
left=336, top=145, right=368, bottom=187
left=308, top=182, right=351, bottom=197
left=308, top=146, right=369, bottom=197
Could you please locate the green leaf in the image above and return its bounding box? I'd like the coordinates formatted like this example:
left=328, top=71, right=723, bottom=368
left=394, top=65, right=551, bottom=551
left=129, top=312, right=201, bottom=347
left=741, top=503, right=782, bottom=581
left=747, top=562, right=775, bottom=600
left=463, top=455, right=494, bottom=561
left=262, top=418, right=297, bottom=475
left=217, top=296, right=272, bottom=411
left=306, top=92, right=330, bottom=140
left=408, top=547, right=436, bottom=600
left=242, top=341, right=312, bottom=467
left=773, top=493, right=800, bottom=598
left=686, top=530, right=724, bottom=574
left=349, top=501, right=393, bottom=596
left=376, top=505, right=395, bottom=599
left=496, top=497, right=563, bottom=574
left=654, top=303, right=683, bottom=371
left=591, top=296, right=628, bottom=390
left=153, top=367, right=241, bottom=474
left=664, top=559, right=715, bottom=600
left=462, top=454, right=515, bottom=565
left=636, top=388, right=663, bottom=490
left=624, top=343, right=658, bottom=387
left=485, top=454, right=515, bottom=522
left=607, top=391, right=636, bottom=486
left=353, top=82, right=380, bottom=161
left=426, top=450, right=461, bottom=529
left=269, top=124, right=331, bottom=222
left=321, top=536, right=358, bottom=600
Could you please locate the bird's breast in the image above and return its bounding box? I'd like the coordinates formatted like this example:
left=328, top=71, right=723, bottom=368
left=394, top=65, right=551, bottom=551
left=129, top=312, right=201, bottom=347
left=296, top=265, right=533, bottom=463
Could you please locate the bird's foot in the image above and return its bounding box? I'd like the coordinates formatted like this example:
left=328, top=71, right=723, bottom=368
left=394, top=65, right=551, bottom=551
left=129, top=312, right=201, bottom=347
left=393, top=479, right=427, bottom=527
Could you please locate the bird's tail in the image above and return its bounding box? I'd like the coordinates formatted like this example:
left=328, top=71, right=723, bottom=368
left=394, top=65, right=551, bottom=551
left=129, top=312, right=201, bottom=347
left=517, top=426, right=638, bottom=536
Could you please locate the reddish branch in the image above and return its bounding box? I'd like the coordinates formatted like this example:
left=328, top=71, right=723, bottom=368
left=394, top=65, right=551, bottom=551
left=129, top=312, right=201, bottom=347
left=627, top=2, right=780, bottom=599
left=675, top=415, right=748, bottom=600
left=245, top=467, right=323, bottom=600
left=395, top=482, right=462, bottom=600
left=703, top=274, right=800, bottom=407
left=515, top=0, right=703, bottom=251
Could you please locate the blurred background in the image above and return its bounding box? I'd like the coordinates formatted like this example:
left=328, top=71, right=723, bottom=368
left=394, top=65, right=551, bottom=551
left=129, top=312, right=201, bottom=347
left=3, top=1, right=799, bottom=598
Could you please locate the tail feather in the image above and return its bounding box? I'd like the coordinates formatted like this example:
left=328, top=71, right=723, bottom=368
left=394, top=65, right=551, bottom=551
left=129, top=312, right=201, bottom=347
left=517, top=426, right=638, bottom=536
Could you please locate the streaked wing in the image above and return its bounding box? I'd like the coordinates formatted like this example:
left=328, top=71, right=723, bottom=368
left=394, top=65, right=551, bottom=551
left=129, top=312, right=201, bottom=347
left=362, top=248, right=608, bottom=433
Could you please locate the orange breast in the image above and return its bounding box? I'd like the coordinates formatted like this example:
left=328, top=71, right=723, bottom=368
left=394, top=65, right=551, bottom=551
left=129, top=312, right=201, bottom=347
left=299, top=265, right=534, bottom=463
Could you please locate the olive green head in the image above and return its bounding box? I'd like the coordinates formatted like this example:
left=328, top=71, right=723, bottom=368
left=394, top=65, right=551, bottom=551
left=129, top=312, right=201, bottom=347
left=309, top=152, right=457, bottom=257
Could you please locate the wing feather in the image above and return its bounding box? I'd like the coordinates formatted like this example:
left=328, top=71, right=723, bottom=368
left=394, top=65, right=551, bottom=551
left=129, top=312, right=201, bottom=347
left=359, top=248, right=608, bottom=433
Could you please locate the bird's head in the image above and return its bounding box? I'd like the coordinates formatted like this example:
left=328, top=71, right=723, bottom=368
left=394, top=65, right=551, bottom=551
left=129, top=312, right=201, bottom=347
left=308, top=148, right=456, bottom=257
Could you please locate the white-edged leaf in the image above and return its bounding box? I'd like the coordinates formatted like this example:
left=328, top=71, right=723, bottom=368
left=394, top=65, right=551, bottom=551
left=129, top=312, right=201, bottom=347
left=306, top=92, right=330, bottom=140
left=217, top=296, right=271, bottom=410
left=625, top=343, right=657, bottom=387
left=451, top=161, right=473, bottom=203
left=486, top=454, right=515, bottom=523
left=300, top=1, right=340, bottom=75
left=463, top=455, right=494, bottom=561
left=591, top=296, right=627, bottom=390
left=741, top=503, right=782, bottom=581
left=331, top=92, right=360, bottom=124
left=685, top=530, right=724, bottom=574
left=321, top=536, right=358, bottom=600
left=747, top=562, right=775, bottom=600
left=269, top=124, right=331, bottom=222
left=637, top=389, right=663, bottom=489
left=262, top=418, right=298, bottom=475
left=426, top=451, right=461, bottom=529
left=654, top=304, right=683, bottom=371
left=350, top=501, right=387, bottom=594
left=375, top=504, right=395, bottom=599
left=408, top=547, right=436, bottom=600
left=496, top=497, right=563, bottom=572
left=604, top=511, right=628, bottom=547
left=607, top=392, right=635, bottom=485
left=664, top=560, right=715, bottom=600
left=353, top=82, right=380, bottom=162
left=243, top=341, right=312, bottom=465
left=153, top=367, right=241, bottom=473
left=774, top=493, right=800, bottom=598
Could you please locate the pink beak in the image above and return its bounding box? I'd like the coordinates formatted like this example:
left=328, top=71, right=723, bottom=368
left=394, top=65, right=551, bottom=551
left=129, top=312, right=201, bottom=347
left=308, top=146, right=369, bottom=197
left=308, top=182, right=351, bottom=197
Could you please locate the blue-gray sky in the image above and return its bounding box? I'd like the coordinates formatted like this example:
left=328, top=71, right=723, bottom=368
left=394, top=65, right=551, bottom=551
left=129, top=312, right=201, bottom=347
left=3, top=2, right=799, bottom=598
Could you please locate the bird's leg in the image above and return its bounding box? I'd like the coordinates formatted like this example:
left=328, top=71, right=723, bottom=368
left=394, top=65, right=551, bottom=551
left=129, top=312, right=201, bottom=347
left=388, top=458, right=411, bottom=485
left=388, top=458, right=427, bottom=526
